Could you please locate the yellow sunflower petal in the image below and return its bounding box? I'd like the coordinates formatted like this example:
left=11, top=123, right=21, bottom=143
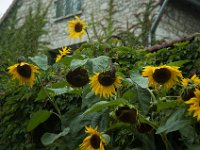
left=8, top=62, right=39, bottom=87
left=67, top=16, right=87, bottom=39
left=142, top=65, right=182, bottom=90
left=89, top=72, right=121, bottom=98
left=185, top=88, right=200, bottom=121
left=80, top=126, right=106, bottom=150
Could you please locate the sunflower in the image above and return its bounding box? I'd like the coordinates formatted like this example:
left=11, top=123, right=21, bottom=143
left=181, top=75, right=200, bottom=101
left=181, top=74, right=200, bottom=87
left=185, top=88, right=200, bottom=121
left=67, top=16, right=87, bottom=39
left=66, top=67, right=89, bottom=87
left=55, top=46, right=71, bottom=62
left=80, top=126, right=106, bottom=150
left=8, top=62, right=39, bottom=87
left=142, top=65, right=182, bottom=89
left=115, top=106, right=138, bottom=124
left=89, top=71, right=121, bottom=98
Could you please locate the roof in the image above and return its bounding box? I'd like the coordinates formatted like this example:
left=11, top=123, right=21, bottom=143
left=0, top=0, right=18, bottom=25
left=169, top=0, right=200, bottom=14
left=147, top=33, right=199, bottom=52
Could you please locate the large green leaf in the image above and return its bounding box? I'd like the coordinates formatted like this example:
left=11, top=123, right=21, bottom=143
left=130, top=72, right=148, bottom=88
left=47, top=81, right=81, bottom=95
left=35, top=81, right=81, bottom=101
left=41, top=127, right=70, bottom=146
left=86, top=56, right=110, bottom=72
left=27, top=110, right=52, bottom=132
left=156, top=108, right=191, bottom=134
left=84, top=99, right=128, bottom=114
left=29, top=54, right=49, bottom=70
left=59, top=54, right=84, bottom=66
left=70, top=58, right=88, bottom=71
left=130, top=85, right=151, bottom=115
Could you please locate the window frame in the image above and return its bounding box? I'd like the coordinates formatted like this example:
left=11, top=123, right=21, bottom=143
left=54, top=0, right=82, bottom=22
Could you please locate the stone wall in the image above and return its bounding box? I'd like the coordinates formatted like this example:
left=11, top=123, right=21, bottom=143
left=14, top=0, right=200, bottom=49
left=157, top=1, right=200, bottom=40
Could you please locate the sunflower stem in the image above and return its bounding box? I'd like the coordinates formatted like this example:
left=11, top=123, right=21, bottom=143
left=37, top=76, right=62, bottom=119
left=86, top=29, right=91, bottom=43
left=147, top=88, right=157, bottom=104
left=160, top=133, right=173, bottom=150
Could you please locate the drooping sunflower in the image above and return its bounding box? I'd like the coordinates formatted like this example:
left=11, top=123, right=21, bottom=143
left=66, top=67, right=89, bottom=87
left=142, top=65, right=182, bottom=89
left=8, top=62, right=39, bottom=87
left=80, top=126, right=106, bottom=150
left=115, top=106, right=138, bottom=124
left=185, top=88, right=200, bottom=121
left=67, top=16, right=87, bottom=39
left=55, top=46, right=71, bottom=62
left=89, top=71, right=121, bottom=98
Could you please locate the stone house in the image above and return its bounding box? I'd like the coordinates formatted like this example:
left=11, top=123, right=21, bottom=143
left=0, top=0, right=200, bottom=52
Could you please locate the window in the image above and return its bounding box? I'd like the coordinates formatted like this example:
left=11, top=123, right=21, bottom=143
left=55, top=0, right=82, bottom=18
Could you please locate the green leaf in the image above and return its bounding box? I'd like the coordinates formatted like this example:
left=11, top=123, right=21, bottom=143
left=102, top=134, right=110, bottom=145
left=156, top=108, right=191, bottom=134
left=29, top=54, right=49, bottom=70
left=157, top=101, right=179, bottom=112
left=84, top=99, right=128, bottom=114
left=130, top=72, right=148, bottom=88
left=70, top=58, right=88, bottom=71
left=187, top=145, right=200, bottom=150
left=47, top=86, right=81, bottom=95
left=35, top=88, right=49, bottom=102
left=59, top=54, right=84, bottom=66
left=131, top=85, right=151, bottom=115
left=35, top=81, right=81, bottom=101
left=86, top=56, right=110, bottom=72
left=47, top=81, right=81, bottom=95
left=27, top=110, right=51, bottom=132
left=179, top=126, right=197, bottom=143
left=122, top=89, right=135, bottom=101
left=41, top=127, right=70, bottom=146
left=167, top=60, right=190, bottom=67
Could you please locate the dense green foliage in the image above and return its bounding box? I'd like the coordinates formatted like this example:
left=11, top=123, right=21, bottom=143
left=1, top=0, right=200, bottom=150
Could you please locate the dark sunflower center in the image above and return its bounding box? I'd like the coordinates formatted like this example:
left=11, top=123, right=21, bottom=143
left=66, top=68, right=89, bottom=87
left=98, top=71, right=115, bottom=86
left=181, top=88, right=195, bottom=101
left=17, top=64, right=32, bottom=78
left=75, top=23, right=83, bottom=32
left=153, top=68, right=171, bottom=84
left=115, top=106, right=138, bottom=124
left=90, top=134, right=101, bottom=149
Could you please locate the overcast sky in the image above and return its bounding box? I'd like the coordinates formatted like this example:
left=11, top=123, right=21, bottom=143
left=0, top=0, right=13, bottom=18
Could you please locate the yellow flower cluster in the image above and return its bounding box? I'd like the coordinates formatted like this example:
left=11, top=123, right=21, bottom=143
left=55, top=46, right=71, bottom=62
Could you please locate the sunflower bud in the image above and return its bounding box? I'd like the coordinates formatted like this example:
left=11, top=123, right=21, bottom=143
left=115, top=106, right=138, bottom=124
left=17, top=56, right=26, bottom=63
